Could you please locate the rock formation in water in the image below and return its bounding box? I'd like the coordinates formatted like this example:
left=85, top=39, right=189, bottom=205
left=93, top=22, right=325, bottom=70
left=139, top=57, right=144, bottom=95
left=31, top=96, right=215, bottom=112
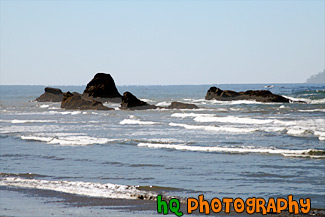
left=205, top=86, right=291, bottom=103
left=167, top=101, right=199, bottom=109
left=120, top=92, right=157, bottom=110
left=61, top=92, right=113, bottom=110
left=36, top=87, right=64, bottom=102
left=83, top=73, right=122, bottom=102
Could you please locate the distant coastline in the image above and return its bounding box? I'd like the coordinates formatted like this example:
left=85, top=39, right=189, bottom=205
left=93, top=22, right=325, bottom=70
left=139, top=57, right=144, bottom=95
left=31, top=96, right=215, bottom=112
left=306, top=70, right=325, bottom=83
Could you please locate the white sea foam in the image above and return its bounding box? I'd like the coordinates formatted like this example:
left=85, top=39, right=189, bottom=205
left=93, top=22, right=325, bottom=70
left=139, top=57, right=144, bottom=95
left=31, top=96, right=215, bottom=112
left=120, top=116, right=158, bottom=125
left=49, top=111, right=59, bottom=114
left=62, top=111, right=82, bottom=115
left=120, top=119, right=158, bottom=125
left=156, top=101, right=171, bottom=107
left=103, top=102, right=120, bottom=110
left=139, top=98, right=154, bottom=103
left=10, top=120, right=57, bottom=124
left=138, top=143, right=324, bottom=158
left=298, top=109, right=325, bottom=112
left=193, top=116, right=274, bottom=125
left=48, top=111, right=82, bottom=115
left=284, top=96, right=325, bottom=104
left=169, top=123, right=256, bottom=133
left=283, top=95, right=309, bottom=103
left=310, top=98, right=325, bottom=104
left=287, top=129, right=310, bottom=137
left=39, top=105, right=49, bottom=108
left=0, top=177, right=156, bottom=200
left=314, top=131, right=325, bottom=141
left=20, top=135, right=115, bottom=146
left=171, top=113, right=215, bottom=118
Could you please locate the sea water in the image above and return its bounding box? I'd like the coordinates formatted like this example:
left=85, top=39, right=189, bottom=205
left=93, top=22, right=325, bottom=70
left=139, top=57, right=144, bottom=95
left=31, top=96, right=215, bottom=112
left=0, top=84, right=324, bottom=216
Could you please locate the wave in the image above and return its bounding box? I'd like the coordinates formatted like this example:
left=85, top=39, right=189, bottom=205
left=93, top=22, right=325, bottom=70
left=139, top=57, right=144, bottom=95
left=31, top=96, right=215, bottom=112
left=128, top=138, right=184, bottom=144
left=311, top=98, right=325, bottom=104
left=169, top=123, right=256, bottom=133
left=314, top=131, right=325, bottom=141
left=120, top=116, right=158, bottom=125
left=169, top=122, right=325, bottom=140
left=61, top=111, right=82, bottom=115
left=171, top=113, right=215, bottom=118
left=284, top=96, right=325, bottom=104
left=298, top=109, right=325, bottom=112
left=193, top=116, right=274, bottom=125
left=10, top=119, right=57, bottom=124
left=48, top=111, right=81, bottom=115
left=155, top=101, right=171, bottom=107
left=0, top=176, right=157, bottom=200
left=139, top=98, right=154, bottom=103
left=138, top=143, right=325, bottom=158
left=20, top=135, right=116, bottom=146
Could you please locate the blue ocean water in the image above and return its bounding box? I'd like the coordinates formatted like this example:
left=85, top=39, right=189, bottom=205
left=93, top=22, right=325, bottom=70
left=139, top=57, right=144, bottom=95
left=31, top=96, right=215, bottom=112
left=0, top=84, right=324, bottom=216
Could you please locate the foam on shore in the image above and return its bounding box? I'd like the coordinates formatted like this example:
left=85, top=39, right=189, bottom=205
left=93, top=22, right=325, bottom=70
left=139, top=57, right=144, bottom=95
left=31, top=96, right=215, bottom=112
left=0, top=176, right=157, bottom=200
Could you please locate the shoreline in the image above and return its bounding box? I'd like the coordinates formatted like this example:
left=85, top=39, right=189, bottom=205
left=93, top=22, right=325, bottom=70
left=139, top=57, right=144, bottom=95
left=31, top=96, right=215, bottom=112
left=1, top=186, right=324, bottom=217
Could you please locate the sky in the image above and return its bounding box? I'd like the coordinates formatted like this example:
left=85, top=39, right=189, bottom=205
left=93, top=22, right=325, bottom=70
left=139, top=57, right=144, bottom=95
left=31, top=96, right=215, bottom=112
left=0, top=0, right=324, bottom=85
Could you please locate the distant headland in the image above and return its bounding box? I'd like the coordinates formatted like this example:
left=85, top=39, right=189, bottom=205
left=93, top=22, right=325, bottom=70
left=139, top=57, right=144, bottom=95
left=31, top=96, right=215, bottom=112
left=306, top=70, right=325, bottom=83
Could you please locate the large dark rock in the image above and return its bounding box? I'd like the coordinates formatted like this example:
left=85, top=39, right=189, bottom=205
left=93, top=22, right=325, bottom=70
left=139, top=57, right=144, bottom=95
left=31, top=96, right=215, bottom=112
left=120, top=92, right=157, bottom=110
left=167, top=101, right=199, bottom=109
left=83, top=73, right=122, bottom=102
left=61, top=92, right=113, bottom=110
left=205, top=86, right=291, bottom=103
left=36, top=87, right=64, bottom=102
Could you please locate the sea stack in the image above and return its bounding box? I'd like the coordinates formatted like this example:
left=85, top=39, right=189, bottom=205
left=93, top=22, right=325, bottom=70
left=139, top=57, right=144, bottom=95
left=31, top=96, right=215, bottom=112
left=205, top=86, right=291, bottom=103
left=36, top=87, right=64, bottom=102
left=83, top=73, right=122, bottom=103
left=120, top=92, right=157, bottom=110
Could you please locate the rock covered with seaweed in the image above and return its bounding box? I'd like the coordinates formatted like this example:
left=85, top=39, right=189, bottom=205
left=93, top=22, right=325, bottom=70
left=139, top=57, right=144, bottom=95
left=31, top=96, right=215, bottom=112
left=120, top=92, right=157, bottom=110
left=61, top=92, right=113, bottom=110
left=36, top=87, right=64, bottom=102
left=205, top=86, right=291, bottom=103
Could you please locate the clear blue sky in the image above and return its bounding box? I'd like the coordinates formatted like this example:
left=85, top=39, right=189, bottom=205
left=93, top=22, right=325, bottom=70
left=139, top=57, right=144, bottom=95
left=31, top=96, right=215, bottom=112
left=0, top=0, right=324, bottom=85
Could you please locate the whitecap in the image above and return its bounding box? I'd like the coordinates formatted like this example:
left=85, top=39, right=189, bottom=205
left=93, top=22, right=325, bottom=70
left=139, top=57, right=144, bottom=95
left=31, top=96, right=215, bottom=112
left=139, top=98, right=154, bottom=103
left=298, top=109, right=325, bottom=112
left=20, top=135, right=115, bottom=146
left=120, top=116, right=158, bottom=125
left=171, top=113, right=215, bottom=118
left=11, top=120, right=57, bottom=124
left=156, top=101, right=171, bottom=107
left=193, top=116, right=274, bottom=125
left=169, top=123, right=256, bottom=133
left=138, top=143, right=324, bottom=158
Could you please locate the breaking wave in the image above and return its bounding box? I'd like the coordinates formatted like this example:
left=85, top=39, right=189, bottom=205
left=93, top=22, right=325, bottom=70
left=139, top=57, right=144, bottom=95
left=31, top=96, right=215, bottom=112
left=10, top=119, right=57, bottom=124
left=169, top=123, right=256, bottom=133
left=0, top=176, right=157, bottom=200
left=120, top=116, right=158, bottom=125
left=20, top=135, right=116, bottom=146
left=138, top=143, right=325, bottom=158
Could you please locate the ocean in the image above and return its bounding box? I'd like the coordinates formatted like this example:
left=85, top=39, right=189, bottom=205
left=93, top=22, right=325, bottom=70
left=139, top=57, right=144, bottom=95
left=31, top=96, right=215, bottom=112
left=0, top=84, right=324, bottom=217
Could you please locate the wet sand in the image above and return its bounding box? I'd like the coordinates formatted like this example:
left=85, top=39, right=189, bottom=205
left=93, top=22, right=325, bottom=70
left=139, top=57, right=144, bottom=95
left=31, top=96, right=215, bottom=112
left=1, top=186, right=324, bottom=217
